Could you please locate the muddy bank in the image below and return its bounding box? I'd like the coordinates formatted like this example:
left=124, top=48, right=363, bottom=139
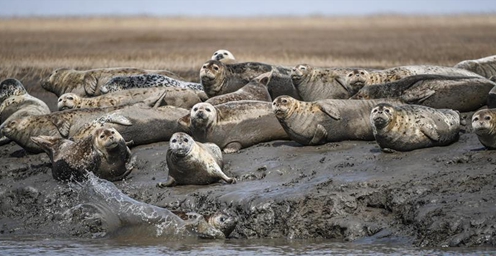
left=1, top=110, right=496, bottom=247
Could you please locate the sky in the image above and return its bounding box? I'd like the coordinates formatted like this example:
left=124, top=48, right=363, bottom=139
left=0, top=0, right=495, bottom=17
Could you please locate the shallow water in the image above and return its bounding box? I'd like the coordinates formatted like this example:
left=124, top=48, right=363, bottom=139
left=1, top=236, right=495, bottom=256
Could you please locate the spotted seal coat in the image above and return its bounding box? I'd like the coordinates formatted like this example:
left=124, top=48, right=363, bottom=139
left=455, top=55, right=496, bottom=79
left=205, top=72, right=272, bottom=105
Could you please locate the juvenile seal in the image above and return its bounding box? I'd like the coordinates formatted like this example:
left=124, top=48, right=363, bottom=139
left=157, top=132, right=236, bottom=187
left=31, top=127, right=134, bottom=181
left=291, top=64, right=364, bottom=101
left=42, top=67, right=179, bottom=97
left=100, top=74, right=206, bottom=99
left=2, top=104, right=188, bottom=153
left=455, top=55, right=496, bottom=79
left=205, top=72, right=272, bottom=105
left=179, top=101, right=289, bottom=153
left=0, top=79, right=51, bottom=145
left=471, top=109, right=496, bottom=149
left=57, top=87, right=202, bottom=111
left=272, top=96, right=403, bottom=145
left=370, top=103, right=460, bottom=152
left=211, top=49, right=236, bottom=64
left=351, top=74, right=495, bottom=112
left=200, top=60, right=300, bottom=100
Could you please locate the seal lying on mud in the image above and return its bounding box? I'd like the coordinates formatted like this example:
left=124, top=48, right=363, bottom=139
left=0, top=79, right=51, bottom=145
left=57, top=87, right=202, bottom=111
left=42, top=67, right=179, bottom=97
left=455, top=55, right=496, bottom=79
left=291, top=64, right=365, bottom=101
left=74, top=175, right=235, bottom=239
left=179, top=101, right=289, bottom=153
left=272, top=96, right=403, bottom=145
left=370, top=103, right=460, bottom=152
left=2, top=104, right=188, bottom=153
left=157, top=132, right=236, bottom=187
left=199, top=60, right=300, bottom=100
left=31, top=127, right=134, bottom=181
left=471, top=109, right=496, bottom=149
left=211, top=49, right=236, bottom=64
left=205, top=72, right=272, bottom=105
left=351, top=74, right=495, bottom=112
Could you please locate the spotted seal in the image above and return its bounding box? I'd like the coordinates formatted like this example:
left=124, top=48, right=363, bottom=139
left=42, top=67, right=179, bottom=97
left=272, top=96, right=403, bottom=145
left=0, top=78, right=51, bottom=145
left=179, top=101, right=289, bottom=153
left=157, top=132, right=236, bottom=187
left=57, top=87, right=202, bottom=111
left=351, top=74, right=495, bottom=112
left=2, top=104, right=188, bottom=153
left=200, top=60, right=300, bottom=100
left=370, top=103, right=460, bottom=152
left=211, top=49, right=236, bottom=64
left=471, top=109, right=496, bottom=149
left=31, top=127, right=134, bottom=181
left=455, top=55, right=496, bottom=79
left=205, top=72, right=272, bottom=105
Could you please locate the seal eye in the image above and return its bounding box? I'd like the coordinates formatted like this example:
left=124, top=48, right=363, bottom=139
left=184, top=138, right=189, bottom=142
left=360, top=72, right=365, bottom=75
left=213, top=52, right=218, bottom=56
left=473, top=117, right=479, bottom=122
left=213, top=66, right=219, bottom=71
left=348, top=73, right=353, bottom=77
left=385, top=109, right=390, bottom=113
left=220, top=217, right=226, bottom=222
left=58, top=98, right=62, bottom=102
left=206, top=108, right=211, bottom=112
left=193, top=107, right=198, bottom=112
left=111, top=131, right=115, bottom=134
left=68, top=97, right=74, bottom=100
left=100, top=135, right=105, bottom=139
left=485, top=116, right=491, bottom=121
left=282, top=99, right=288, bottom=103
left=202, top=65, right=207, bottom=69
left=300, top=66, right=306, bottom=70
left=373, top=109, right=377, bottom=113
left=223, top=52, right=228, bottom=55
left=172, top=139, right=177, bottom=143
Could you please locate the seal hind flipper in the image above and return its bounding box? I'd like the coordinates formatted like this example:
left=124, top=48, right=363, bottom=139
left=223, top=142, right=242, bottom=154
left=317, top=102, right=341, bottom=120
left=310, top=124, right=328, bottom=145
left=178, top=115, right=191, bottom=129
left=103, top=113, right=132, bottom=126
left=50, top=116, right=71, bottom=137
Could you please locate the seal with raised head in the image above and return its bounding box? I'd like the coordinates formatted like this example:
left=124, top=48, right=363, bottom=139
left=291, top=64, right=364, bottom=101
left=370, top=103, right=460, bottom=152
left=351, top=74, right=495, bottom=112
left=272, top=95, right=404, bottom=145
left=200, top=60, right=300, bottom=100
left=57, top=87, right=202, bottom=111
left=211, top=49, right=236, bottom=64
left=42, top=67, right=179, bottom=97
left=0, top=78, right=51, bottom=145
left=455, top=55, right=496, bottom=79
left=471, top=109, right=496, bottom=149
left=100, top=74, right=207, bottom=100
left=31, top=127, right=134, bottom=181
left=2, top=104, right=188, bottom=153
left=205, top=72, right=272, bottom=105
left=171, top=210, right=237, bottom=238
left=179, top=101, right=289, bottom=153
left=157, top=132, right=236, bottom=187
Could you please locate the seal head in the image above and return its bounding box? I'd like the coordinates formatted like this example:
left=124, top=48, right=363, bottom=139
left=211, top=49, right=236, bottom=64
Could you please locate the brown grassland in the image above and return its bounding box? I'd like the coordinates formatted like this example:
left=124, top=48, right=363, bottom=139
left=1, top=15, right=496, bottom=88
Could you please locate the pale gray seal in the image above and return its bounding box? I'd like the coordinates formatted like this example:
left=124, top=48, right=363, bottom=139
left=205, top=72, right=272, bottom=105
left=31, top=127, right=134, bottom=181
left=472, top=109, right=496, bottom=149
left=157, top=132, right=236, bottom=187
left=179, top=101, right=289, bottom=153
left=351, top=74, right=495, bottom=112
left=200, top=60, right=300, bottom=100
left=455, top=55, right=496, bottom=79
left=370, top=103, right=460, bottom=152
left=272, top=96, right=403, bottom=145
left=211, top=49, right=236, bottom=64
left=42, top=67, right=179, bottom=97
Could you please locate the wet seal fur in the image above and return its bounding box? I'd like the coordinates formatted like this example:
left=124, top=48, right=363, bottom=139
left=0, top=78, right=51, bottom=145
left=2, top=104, right=188, bottom=153
left=57, top=87, right=202, bottom=111
left=42, top=67, right=179, bottom=97
left=157, top=132, right=236, bottom=187
left=211, top=49, right=236, bottom=64
left=179, top=101, right=289, bottom=153
left=471, top=109, right=496, bottom=149
left=31, top=127, right=135, bottom=181
left=199, top=60, right=300, bottom=100
left=272, top=96, right=404, bottom=145
left=351, top=74, right=495, bottom=112
left=171, top=210, right=237, bottom=238
left=455, top=55, right=496, bottom=80
left=370, top=103, right=460, bottom=152
left=205, top=72, right=272, bottom=105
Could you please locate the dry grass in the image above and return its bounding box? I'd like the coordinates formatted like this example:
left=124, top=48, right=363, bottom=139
left=1, top=15, right=496, bottom=87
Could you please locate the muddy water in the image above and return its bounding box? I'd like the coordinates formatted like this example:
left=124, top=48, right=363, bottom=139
left=1, top=236, right=496, bottom=255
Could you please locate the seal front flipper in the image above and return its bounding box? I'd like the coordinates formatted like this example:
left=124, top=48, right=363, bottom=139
left=317, top=102, right=341, bottom=120
left=157, top=176, right=177, bottom=188
left=49, top=116, right=71, bottom=137
left=310, top=124, right=328, bottom=145
left=0, top=136, right=11, bottom=146
left=223, top=142, right=242, bottom=154
left=420, top=123, right=440, bottom=141
left=401, top=89, right=436, bottom=104
left=83, top=74, right=98, bottom=96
